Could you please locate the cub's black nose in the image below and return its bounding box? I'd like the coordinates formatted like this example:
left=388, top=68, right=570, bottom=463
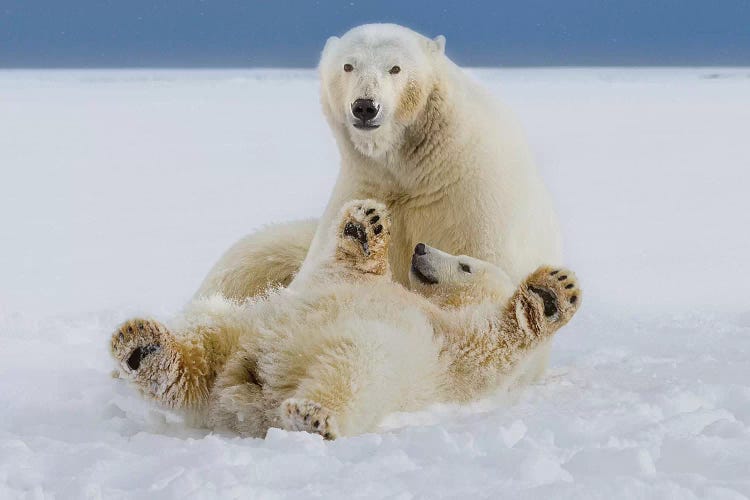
left=414, top=243, right=427, bottom=256
left=351, top=99, right=379, bottom=122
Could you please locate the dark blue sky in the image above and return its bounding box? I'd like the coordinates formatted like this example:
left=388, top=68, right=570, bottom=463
left=2, top=0, right=749, bottom=67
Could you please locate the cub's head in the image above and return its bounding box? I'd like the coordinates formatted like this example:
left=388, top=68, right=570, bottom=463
left=319, top=23, right=446, bottom=158
left=409, top=243, right=513, bottom=308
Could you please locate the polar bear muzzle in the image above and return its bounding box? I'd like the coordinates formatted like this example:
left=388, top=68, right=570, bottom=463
left=410, top=243, right=439, bottom=285
left=351, top=99, right=381, bottom=129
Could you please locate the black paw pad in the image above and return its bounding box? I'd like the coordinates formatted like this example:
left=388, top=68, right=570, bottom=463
left=528, top=285, right=559, bottom=318
left=126, top=344, right=160, bottom=371
left=344, top=221, right=367, bottom=243
left=344, top=221, right=369, bottom=253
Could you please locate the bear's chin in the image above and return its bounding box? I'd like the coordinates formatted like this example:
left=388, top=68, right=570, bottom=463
left=349, top=132, right=386, bottom=158
left=347, top=123, right=400, bottom=159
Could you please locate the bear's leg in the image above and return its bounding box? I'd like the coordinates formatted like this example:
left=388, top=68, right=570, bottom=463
left=194, top=218, right=317, bottom=301
left=208, top=350, right=269, bottom=438
left=111, top=318, right=211, bottom=408
left=444, top=266, right=581, bottom=397
left=488, top=267, right=579, bottom=387
left=111, top=297, right=245, bottom=409
left=331, top=200, right=392, bottom=278
left=277, top=339, right=388, bottom=439
left=487, top=266, right=580, bottom=376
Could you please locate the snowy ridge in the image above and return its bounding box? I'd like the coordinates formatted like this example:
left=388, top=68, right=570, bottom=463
left=1, top=69, right=749, bottom=498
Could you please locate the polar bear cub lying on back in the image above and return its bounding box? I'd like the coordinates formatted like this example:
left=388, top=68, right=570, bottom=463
left=111, top=201, right=580, bottom=439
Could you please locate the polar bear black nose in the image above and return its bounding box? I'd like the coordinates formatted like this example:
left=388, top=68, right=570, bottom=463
left=351, top=99, right=379, bottom=122
left=414, top=243, right=427, bottom=255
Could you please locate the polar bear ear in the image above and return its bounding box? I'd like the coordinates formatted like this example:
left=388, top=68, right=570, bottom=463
left=432, top=35, right=446, bottom=54
left=323, top=36, right=340, bottom=54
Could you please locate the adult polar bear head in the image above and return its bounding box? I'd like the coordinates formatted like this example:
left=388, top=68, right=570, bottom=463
left=308, top=22, right=561, bottom=288
left=319, top=24, right=447, bottom=158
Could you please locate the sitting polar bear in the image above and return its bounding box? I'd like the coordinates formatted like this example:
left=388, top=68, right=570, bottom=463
left=198, top=23, right=560, bottom=296
left=112, top=201, right=580, bottom=439
left=194, top=23, right=562, bottom=382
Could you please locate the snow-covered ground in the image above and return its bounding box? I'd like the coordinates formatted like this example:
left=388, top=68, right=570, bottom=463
left=1, top=68, right=749, bottom=499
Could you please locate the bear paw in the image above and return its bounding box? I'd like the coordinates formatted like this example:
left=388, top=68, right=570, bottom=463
left=110, top=318, right=183, bottom=404
left=279, top=398, right=340, bottom=440
left=339, top=200, right=390, bottom=255
left=336, top=200, right=391, bottom=275
left=519, top=266, right=581, bottom=335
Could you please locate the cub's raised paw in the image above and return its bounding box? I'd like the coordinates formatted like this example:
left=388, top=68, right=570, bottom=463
left=339, top=200, right=390, bottom=255
left=279, top=398, right=340, bottom=440
left=335, top=200, right=391, bottom=274
left=517, top=266, right=581, bottom=336
left=110, top=318, right=184, bottom=405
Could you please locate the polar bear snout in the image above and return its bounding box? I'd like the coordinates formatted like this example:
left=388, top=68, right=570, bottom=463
left=411, top=244, right=439, bottom=285
left=351, top=98, right=381, bottom=129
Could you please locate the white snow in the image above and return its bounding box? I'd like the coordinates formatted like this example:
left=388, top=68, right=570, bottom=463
left=1, top=68, right=749, bottom=499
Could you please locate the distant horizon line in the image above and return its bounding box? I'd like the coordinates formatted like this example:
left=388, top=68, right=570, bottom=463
left=2, top=64, right=750, bottom=70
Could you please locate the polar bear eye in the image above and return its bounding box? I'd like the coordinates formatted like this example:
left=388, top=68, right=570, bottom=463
left=343, top=63, right=354, bottom=72
left=460, top=263, right=471, bottom=273
left=389, top=65, right=401, bottom=75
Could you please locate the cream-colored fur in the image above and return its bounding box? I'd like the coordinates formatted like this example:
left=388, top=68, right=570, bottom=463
left=309, top=24, right=560, bottom=281
left=194, top=24, right=562, bottom=381
left=195, top=219, right=317, bottom=301
left=112, top=201, right=580, bottom=439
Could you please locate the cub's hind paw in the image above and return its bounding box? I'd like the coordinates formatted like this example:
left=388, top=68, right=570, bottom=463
left=111, top=318, right=168, bottom=371
left=280, top=398, right=340, bottom=440
left=524, top=266, right=581, bottom=324
left=110, top=318, right=183, bottom=404
left=335, top=200, right=391, bottom=274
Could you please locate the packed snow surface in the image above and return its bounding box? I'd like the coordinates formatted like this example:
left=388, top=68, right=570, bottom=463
left=1, top=68, right=749, bottom=499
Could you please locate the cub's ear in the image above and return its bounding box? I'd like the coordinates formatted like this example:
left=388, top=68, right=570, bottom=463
left=432, top=35, right=446, bottom=54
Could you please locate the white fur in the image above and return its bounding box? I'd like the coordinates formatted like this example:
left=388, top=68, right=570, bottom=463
left=195, top=23, right=562, bottom=384
left=305, top=24, right=561, bottom=380
left=113, top=200, right=581, bottom=438
left=303, top=23, right=561, bottom=283
left=234, top=280, right=445, bottom=436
